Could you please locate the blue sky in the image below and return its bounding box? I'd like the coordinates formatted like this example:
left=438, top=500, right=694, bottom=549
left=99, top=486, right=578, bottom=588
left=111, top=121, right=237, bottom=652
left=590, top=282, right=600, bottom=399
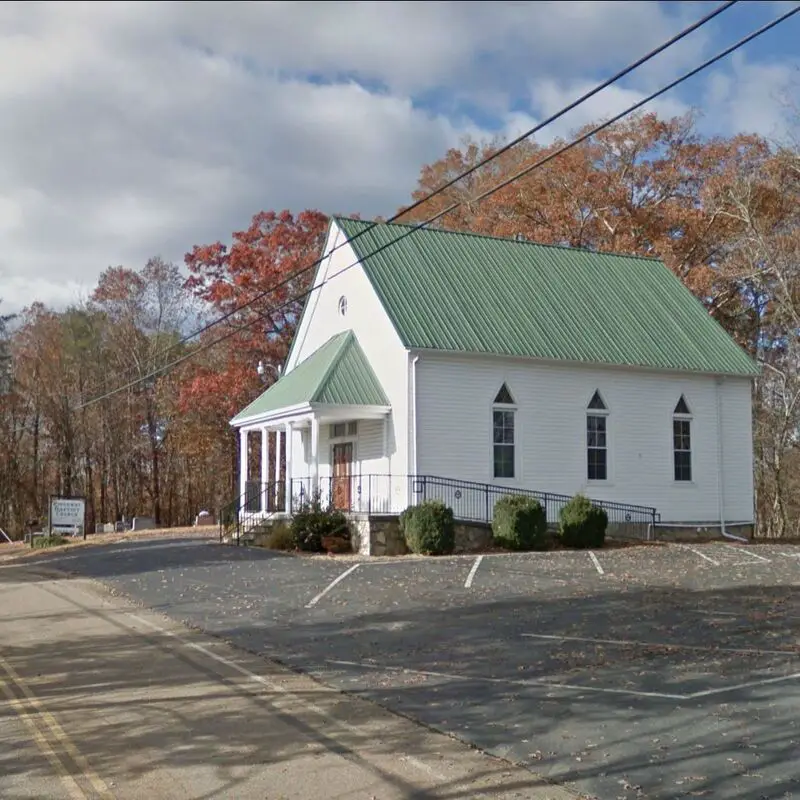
left=0, top=1, right=798, bottom=313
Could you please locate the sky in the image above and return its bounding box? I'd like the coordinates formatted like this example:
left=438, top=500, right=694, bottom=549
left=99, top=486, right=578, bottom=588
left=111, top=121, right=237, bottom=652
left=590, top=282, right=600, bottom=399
left=0, top=0, right=798, bottom=314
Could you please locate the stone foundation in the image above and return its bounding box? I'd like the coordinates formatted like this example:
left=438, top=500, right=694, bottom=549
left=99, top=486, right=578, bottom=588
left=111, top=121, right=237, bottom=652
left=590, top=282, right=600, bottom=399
left=233, top=512, right=755, bottom=552
left=348, top=514, right=494, bottom=556
left=652, top=522, right=754, bottom=543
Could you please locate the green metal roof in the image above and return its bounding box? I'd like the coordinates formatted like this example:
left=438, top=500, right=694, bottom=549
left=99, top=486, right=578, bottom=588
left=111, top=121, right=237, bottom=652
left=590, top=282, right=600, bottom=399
left=231, top=331, right=389, bottom=423
left=334, top=217, right=759, bottom=377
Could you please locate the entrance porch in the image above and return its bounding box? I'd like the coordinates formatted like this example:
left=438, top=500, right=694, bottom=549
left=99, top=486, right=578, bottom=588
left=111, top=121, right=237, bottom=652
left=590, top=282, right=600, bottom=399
left=237, top=408, right=396, bottom=519
left=230, top=329, right=394, bottom=520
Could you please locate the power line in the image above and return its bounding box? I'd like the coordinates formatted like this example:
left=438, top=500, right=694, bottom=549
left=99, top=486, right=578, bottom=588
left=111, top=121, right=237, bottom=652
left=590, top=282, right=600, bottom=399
left=107, top=0, right=739, bottom=381
left=70, top=0, right=799, bottom=414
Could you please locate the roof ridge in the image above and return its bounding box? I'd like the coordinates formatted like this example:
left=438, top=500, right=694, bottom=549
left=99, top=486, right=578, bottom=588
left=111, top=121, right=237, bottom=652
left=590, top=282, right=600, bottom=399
left=310, top=330, right=354, bottom=402
left=333, top=215, right=663, bottom=264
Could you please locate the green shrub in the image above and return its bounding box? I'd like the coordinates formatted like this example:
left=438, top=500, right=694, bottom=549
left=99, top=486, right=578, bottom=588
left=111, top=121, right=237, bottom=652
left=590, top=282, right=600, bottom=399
left=265, top=522, right=298, bottom=551
left=558, top=494, right=608, bottom=549
left=399, top=500, right=455, bottom=555
left=492, top=495, right=548, bottom=551
left=32, top=534, right=68, bottom=549
left=290, top=493, right=350, bottom=553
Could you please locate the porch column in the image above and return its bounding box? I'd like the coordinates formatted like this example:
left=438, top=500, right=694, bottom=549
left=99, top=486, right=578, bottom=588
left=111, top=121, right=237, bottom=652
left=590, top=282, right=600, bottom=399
left=383, top=415, right=390, bottom=472
left=274, top=429, right=283, bottom=511
left=238, top=429, right=248, bottom=509
left=284, top=422, right=292, bottom=513
left=260, top=427, right=268, bottom=512
left=310, top=417, right=320, bottom=497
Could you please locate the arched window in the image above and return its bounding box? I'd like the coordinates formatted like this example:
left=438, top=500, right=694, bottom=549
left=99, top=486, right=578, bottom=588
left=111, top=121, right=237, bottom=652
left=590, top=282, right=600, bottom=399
left=493, top=383, right=515, bottom=478
left=673, top=395, right=692, bottom=482
left=586, top=390, right=608, bottom=481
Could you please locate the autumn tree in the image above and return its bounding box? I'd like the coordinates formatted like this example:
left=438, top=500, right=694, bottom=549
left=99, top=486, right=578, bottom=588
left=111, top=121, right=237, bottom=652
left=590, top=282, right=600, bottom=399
left=701, top=145, right=800, bottom=537
left=0, top=300, right=11, bottom=393
left=180, top=209, right=328, bottom=505
left=399, top=113, right=769, bottom=310
left=91, top=258, right=195, bottom=524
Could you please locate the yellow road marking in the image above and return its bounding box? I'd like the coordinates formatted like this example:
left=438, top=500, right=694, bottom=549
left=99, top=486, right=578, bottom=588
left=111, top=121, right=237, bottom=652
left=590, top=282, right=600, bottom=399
left=0, top=654, right=114, bottom=798
left=0, top=675, right=86, bottom=800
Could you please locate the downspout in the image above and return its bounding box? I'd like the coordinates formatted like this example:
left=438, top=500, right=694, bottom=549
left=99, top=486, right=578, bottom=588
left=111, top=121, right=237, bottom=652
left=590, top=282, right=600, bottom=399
left=410, top=355, right=420, bottom=502
left=716, top=377, right=747, bottom=543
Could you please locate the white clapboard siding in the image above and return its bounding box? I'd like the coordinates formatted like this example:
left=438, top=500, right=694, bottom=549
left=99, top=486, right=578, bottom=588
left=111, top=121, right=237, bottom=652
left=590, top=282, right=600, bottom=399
left=286, top=222, right=409, bottom=476
left=414, top=352, right=754, bottom=524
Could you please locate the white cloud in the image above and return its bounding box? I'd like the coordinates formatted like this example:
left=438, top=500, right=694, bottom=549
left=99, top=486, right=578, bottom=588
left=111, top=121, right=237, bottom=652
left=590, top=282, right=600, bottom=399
left=0, top=1, right=796, bottom=313
left=527, top=80, right=690, bottom=144
left=703, top=51, right=799, bottom=143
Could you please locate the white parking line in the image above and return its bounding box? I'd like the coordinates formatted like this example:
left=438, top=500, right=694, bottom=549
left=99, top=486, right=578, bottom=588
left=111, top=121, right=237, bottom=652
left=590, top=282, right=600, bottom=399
left=725, top=545, right=770, bottom=563
left=588, top=551, right=604, bottom=575
left=521, top=632, right=793, bottom=657
left=464, top=555, right=483, bottom=588
left=689, top=671, right=800, bottom=698
left=327, top=657, right=800, bottom=702
left=675, top=544, right=720, bottom=565
left=305, top=563, right=361, bottom=608
left=326, top=659, right=685, bottom=700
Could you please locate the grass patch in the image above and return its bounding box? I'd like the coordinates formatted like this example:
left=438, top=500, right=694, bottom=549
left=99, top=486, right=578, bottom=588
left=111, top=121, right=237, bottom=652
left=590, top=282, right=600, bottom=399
left=31, top=534, right=69, bottom=549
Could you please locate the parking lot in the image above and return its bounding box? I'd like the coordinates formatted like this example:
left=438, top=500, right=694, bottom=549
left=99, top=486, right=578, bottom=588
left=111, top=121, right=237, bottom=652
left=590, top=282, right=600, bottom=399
left=33, top=537, right=800, bottom=800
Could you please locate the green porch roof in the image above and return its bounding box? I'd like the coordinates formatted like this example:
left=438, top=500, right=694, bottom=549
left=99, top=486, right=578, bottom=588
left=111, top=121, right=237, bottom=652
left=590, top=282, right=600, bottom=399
left=334, top=217, right=759, bottom=377
left=231, top=331, right=389, bottom=424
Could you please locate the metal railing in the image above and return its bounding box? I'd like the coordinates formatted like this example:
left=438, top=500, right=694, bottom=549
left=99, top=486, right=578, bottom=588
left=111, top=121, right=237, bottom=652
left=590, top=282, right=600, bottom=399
left=288, top=474, right=409, bottom=516
left=218, top=481, right=285, bottom=545
left=413, top=475, right=659, bottom=535
left=224, top=474, right=659, bottom=541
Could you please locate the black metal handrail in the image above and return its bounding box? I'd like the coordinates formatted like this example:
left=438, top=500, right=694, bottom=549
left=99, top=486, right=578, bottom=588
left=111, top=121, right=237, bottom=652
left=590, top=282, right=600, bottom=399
left=286, top=474, right=658, bottom=525
left=222, top=473, right=659, bottom=544
left=417, top=474, right=659, bottom=527
left=218, top=481, right=285, bottom=545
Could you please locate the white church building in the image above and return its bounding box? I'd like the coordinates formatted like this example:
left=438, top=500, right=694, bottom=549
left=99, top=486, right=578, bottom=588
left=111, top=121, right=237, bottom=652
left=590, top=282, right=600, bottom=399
left=230, top=217, right=758, bottom=538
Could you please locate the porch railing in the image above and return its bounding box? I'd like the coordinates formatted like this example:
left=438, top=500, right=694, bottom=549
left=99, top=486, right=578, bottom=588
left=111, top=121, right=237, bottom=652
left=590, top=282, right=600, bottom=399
left=231, top=473, right=659, bottom=537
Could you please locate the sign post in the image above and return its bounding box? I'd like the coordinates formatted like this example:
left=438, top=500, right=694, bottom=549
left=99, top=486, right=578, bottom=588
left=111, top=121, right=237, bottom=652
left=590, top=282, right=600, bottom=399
left=49, top=496, right=87, bottom=540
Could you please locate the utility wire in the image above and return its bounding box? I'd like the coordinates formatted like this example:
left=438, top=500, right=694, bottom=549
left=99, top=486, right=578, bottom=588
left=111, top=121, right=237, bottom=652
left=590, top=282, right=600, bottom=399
left=105, top=0, right=739, bottom=382
left=69, top=0, right=799, bottom=414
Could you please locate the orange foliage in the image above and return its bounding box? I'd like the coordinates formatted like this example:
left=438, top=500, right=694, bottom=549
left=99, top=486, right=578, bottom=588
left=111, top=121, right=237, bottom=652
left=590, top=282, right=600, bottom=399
left=399, top=113, right=771, bottom=305
left=179, top=209, right=329, bottom=424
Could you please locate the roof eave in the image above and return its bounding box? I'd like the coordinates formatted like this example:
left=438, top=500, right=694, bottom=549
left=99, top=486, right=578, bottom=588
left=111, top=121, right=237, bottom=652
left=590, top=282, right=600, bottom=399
left=406, top=346, right=759, bottom=380
left=309, top=403, right=391, bottom=420
left=230, top=402, right=313, bottom=429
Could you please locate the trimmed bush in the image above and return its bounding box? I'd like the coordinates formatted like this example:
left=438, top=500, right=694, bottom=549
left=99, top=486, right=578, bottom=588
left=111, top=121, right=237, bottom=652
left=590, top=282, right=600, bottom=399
left=558, top=494, right=608, bottom=549
left=400, top=501, right=455, bottom=555
left=265, top=522, right=298, bottom=551
left=492, top=495, right=548, bottom=551
left=290, top=494, right=350, bottom=552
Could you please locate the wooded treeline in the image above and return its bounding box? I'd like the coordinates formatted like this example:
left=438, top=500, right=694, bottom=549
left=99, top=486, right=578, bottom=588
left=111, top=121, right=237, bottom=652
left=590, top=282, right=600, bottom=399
left=0, top=112, right=797, bottom=537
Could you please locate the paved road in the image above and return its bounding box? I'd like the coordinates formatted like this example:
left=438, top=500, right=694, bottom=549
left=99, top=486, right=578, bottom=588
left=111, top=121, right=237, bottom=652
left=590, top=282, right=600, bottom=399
left=0, top=559, right=574, bottom=800
left=17, top=536, right=800, bottom=800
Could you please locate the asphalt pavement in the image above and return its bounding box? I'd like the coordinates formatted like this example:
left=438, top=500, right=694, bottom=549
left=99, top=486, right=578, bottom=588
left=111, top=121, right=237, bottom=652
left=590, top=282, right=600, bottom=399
left=19, top=535, right=800, bottom=800
left=0, top=557, right=575, bottom=800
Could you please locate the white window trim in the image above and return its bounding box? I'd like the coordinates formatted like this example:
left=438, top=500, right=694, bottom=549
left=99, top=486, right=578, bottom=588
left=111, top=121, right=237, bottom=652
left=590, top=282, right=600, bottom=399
left=491, top=382, right=519, bottom=482
left=329, top=421, right=358, bottom=441
left=672, top=410, right=693, bottom=484
left=586, top=390, right=610, bottom=483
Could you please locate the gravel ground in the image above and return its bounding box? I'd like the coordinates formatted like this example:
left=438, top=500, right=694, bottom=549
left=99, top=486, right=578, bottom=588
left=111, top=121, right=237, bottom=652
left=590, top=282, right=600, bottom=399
left=28, top=537, right=800, bottom=800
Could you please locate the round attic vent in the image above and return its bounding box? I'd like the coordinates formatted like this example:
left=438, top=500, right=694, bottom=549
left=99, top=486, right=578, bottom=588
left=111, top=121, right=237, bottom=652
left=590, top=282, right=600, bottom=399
left=338, top=295, right=348, bottom=316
